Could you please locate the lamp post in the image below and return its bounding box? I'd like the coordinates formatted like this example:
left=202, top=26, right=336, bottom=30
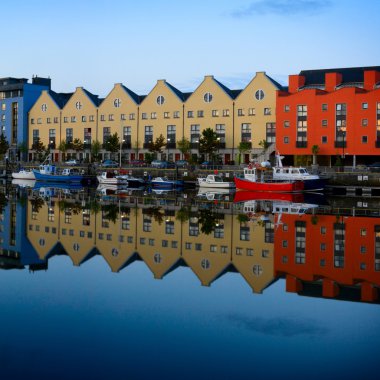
left=119, top=138, right=125, bottom=168
left=167, top=138, right=171, bottom=161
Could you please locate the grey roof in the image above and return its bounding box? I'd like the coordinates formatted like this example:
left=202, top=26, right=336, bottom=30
left=82, top=88, right=101, bottom=106
left=299, top=66, right=380, bottom=86
left=121, top=84, right=140, bottom=104
left=165, top=81, right=187, bottom=101
left=214, top=78, right=239, bottom=99
left=49, top=91, right=73, bottom=108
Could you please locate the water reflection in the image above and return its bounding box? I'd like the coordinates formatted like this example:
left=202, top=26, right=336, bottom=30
left=1, top=183, right=380, bottom=303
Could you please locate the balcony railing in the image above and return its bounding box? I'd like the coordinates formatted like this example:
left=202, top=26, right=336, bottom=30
left=296, top=141, right=307, bottom=148
left=334, top=141, right=347, bottom=148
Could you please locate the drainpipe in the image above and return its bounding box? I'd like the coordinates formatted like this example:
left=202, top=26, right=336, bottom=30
left=232, top=101, right=235, bottom=163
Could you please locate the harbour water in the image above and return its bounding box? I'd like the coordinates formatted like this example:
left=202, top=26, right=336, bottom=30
left=0, top=183, right=379, bottom=379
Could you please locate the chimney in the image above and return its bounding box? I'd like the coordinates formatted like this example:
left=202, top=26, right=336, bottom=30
left=288, top=75, right=305, bottom=93
left=364, top=70, right=380, bottom=91
left=325, top=72, right=342, bottom=92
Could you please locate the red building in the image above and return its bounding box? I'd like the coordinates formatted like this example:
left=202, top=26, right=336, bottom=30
left=276, top=66, right=380, bottom=166
left=274, top=213, right=380, bottom=303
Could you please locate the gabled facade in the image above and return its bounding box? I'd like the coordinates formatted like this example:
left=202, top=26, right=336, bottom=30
left=98, top=83, right=139, bottom=162
left=276, top=66, right=380, bottom=166
left=234, top=72, right=281, bottom=163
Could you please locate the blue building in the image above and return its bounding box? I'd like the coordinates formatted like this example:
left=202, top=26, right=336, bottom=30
left=0, top=76, right=51, bottom=161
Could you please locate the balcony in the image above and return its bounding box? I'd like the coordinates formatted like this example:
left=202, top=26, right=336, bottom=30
left=334, top=141, right=347, bottom=148
left=296, top=141, right=307, bottom=148
left=217, top=142, right=226, bottom=149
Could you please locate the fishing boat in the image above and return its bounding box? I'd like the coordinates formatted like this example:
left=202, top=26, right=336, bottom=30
left=116, top=173, right=146, bottom=188
left=11, top=169, right=35, bottom=180
left=234, top=164, right=304, bottom=192
left=272, top=152, right=327, bottom=191
left=150, top=176, right=184, bottom=189
left=97, top=171, right=127, bottom=185
left=197, top=174, right=235, bottom=189
left=33, top=163, right=85, bottom=183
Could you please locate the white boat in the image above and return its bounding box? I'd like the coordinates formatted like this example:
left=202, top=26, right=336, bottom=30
left=12, top=178, right=36, bottom=188
left=197, top=187, right=235, bottom=201
left=115, top=174, right=145, bottom=188
left=12, top=169, right=35, bottom=180
left=150, top=177, right=184, bottom=189
left=272, top=152, right=327, bottom=191
left=197, top=174, right=235, bottom=189
left=97, top=171, right=127, bottom=185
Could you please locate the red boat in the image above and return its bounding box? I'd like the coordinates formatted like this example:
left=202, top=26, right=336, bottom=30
left=234, top=190, right=305, bottom=203
left=234, top=166, right=304, bottom=193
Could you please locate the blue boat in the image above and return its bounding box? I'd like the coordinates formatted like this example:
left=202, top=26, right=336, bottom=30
left=33, top=162, right=85, bottom=183
left=150, top=176, right=184, bottom=189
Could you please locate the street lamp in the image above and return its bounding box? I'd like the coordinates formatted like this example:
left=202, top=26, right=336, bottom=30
left=167, top=138, right=171, bottom=161
left=119, top=138, right=125, bottom=168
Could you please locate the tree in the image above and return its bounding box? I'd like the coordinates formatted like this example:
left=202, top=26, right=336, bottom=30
left=198, top=209, right=218, bottom=235
left=17, top=141, right=28, bottom=162
left=91, top=140, right=102, bottom=162
left=72, top=138, right=84, bottom=160
left=237, top=141, right=252, bottom=164
left=58, top=140, right=67, bottom=162
left=0, top=133, right=9, bottom=159
left=31, top=137, right=46, bottom=162
left=177, top=137, right=191, bottom=159
left=104, top=133, right=120, bottom=160
left=311, top=144, right=320, bottom=166
left=148, top=134, right=166, bottom=158
left=258, top=139, right=269, bottom=151
left=199, top=128, right=219, bottom=160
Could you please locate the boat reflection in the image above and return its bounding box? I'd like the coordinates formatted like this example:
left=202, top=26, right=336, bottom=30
left=1, top=184, right=379, bottom=303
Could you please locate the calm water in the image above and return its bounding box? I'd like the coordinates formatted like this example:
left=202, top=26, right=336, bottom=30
left=0, top=184, right=379, bottom=380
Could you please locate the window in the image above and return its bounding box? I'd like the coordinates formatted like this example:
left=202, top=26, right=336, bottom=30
left=262, top=250, right=270, bottom=258
left=82, top=116, right=86, bottom=122
left=197, top=110, right=204, bottom=118
left=322, top=119, right=328, bottom=127
left=151, top=112, right=157, bottom=119
left=266, top=122, right=276, bottom=143
left=322, top=103, right=328, bottom=111
left=195, top=243, right=202, bottom=251
left=222, top=109, right=230, bottom=117
left=321, top=226, right=326, bottom=234
left=103, top=127, right=111, bottom=144
left=248, top=108, right=255, bottom=116
left=362, top=119, right=368, bottom=127
left=204, top=92, right=213, bottom=103
left=241, top=123, right=251, bottom=142
left=255, top=89, right=265, bottom=100
left=360, top=228, right=367, bottom=236
left=283, top=223, right=288, bottom=232
left=142, top=113, right=147, bottom=119
left=108, top=114, right=114, bottom=121
left=236, top=247, right=243, bottom=255
left=212, top=110, right=219, bottom=117
left=240, top=226, right=250, bottom=241
left=362, top=136, right=368, bottom=144
left=284, top=105, right=290, bottom=112
left=284, top=136, right=289, bottom=144
left=320, top=243, right=326, bottom=251
left=47, top=118, right=51, bottom=124
left=144, top=126, right=153, bottom=144
left=284, top=120, right=290, bottom=128
left=246, top=248, right=254, bottom=256
left=322, top=136, right=327, bottom=144
left=164, top=112, right=170, bottom=118
left=210, top=245, right=217, bottom=253
left=264, top=108, right=271, bottom=115
left=100, top=114, right=105, bottom=121
left=187, top=110, right=194, bottom=118
left=157, top=95, right=165, bottom=105
left=129, top=113, right=135, bottom=120
left=282, top=240, right=288, bottom=248
left=121, top=114, right=126, bottom=120
left=173, top=111, right=180, bottom=118
left=114, top=98, right=121, bottom=108
left=360, top=246, right=367, bottom=254
left=238, top=108, right=244, bottom=116
left=297, top=105, right=307, bottom=147
left=185, top=242, right=192, bottom=250
left=165, top=221, right=174, bottom=234
left=282, top=256, right=288, bottom=264
left=362, top=102, right=368, bottom=110
left=66, top=128, right=73, bottom=145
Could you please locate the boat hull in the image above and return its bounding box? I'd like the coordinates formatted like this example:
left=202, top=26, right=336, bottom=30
left=33, top=170, right=84, bottom=183
left=303, top=178, right=328, bottom=191
left=12, top=170, right=35, bottom=180
left=151, top=180, right=184, bottom=189
left=198, top=181, right=235, bottom=189
left=234, top=176, right=304, bottom=192
left=234, top=190, right=305, bottom=203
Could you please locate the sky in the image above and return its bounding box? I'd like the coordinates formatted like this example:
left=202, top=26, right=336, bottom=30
left=2, top=0, right=379, bottom=97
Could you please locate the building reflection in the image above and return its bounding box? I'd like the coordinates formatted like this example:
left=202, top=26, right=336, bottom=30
left=1, top=184, right=380, bottom=303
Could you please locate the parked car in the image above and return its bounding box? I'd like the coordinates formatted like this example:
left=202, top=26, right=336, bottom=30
left=129, top=159, right=147, bottom=167
left=151, top=160, right=175, bottom=169
left=65, top=159, right=78, bottom=166
left=101, top=159, right=118, bottom=168
left=367, top=162, right=380, bottom=171
left=175, top=160, right=189, bottom=168
left=200, top=161, right=222, bottom=169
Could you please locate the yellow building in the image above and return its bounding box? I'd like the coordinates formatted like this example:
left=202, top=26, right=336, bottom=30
left=28, top=72, right=280, bottom=164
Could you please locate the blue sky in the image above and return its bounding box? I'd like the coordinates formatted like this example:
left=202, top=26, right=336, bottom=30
left=2, top=0, right=379, bottom=97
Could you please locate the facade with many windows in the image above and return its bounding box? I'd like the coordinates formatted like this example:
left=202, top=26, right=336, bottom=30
left=0, top=76, right=50, bottom=161
left=276, top=66, right=380, bottom=166
left=28, top=72, right=280, bottom=164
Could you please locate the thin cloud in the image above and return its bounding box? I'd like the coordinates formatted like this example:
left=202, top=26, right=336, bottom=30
left=231, top=0, right=332, bottom=17
left=226, top=314, right=329, bottom=337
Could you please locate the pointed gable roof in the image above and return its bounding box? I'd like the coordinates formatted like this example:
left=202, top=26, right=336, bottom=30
left=120, top=84, right=141, bottom=104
